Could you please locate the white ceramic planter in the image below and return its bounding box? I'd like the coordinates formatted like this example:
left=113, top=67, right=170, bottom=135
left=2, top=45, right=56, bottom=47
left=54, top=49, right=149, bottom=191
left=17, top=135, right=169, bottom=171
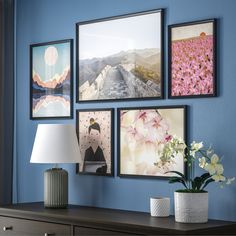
left=174, top=191, right=208, bottom=223
left=150, top=197, right=170, bottom=217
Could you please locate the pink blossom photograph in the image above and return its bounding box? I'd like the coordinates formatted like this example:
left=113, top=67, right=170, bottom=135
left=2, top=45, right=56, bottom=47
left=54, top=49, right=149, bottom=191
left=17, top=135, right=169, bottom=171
left=118, top=106, right=186, bottom=178
left=169, top=19, right=216, bottom=98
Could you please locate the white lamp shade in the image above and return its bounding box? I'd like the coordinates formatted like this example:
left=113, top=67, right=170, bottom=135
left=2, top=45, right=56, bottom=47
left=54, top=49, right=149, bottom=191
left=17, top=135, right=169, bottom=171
left=30, top=124, right=82, bottom=164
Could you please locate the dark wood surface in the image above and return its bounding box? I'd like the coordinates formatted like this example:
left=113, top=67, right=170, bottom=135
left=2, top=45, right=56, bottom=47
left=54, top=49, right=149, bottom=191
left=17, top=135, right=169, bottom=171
left=74, top=226, right=133, bottom=235
left=0, top=215, right=71, bottom=236
left=0, top=202, right=235, bottom=235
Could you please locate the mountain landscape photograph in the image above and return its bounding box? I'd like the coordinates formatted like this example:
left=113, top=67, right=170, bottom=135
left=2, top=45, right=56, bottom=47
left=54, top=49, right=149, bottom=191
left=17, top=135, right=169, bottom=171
left=77, top=10, right=163, bottom=101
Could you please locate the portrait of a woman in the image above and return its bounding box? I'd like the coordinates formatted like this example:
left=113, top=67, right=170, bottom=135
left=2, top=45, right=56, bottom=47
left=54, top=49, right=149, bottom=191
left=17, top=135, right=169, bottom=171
left=83, top=118, right=107, bottom=173
left=76, top=109, right=113, bottom=176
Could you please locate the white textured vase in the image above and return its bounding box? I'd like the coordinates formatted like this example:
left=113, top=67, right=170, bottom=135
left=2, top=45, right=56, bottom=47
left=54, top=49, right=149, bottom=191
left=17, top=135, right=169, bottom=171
left=150, top=197, right=170, bottom=217
left=174, top=192, right=208, bottom=223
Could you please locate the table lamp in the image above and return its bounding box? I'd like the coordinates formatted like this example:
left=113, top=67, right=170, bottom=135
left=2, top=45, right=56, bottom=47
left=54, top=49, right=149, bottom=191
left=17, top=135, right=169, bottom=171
left=30, top=124, right=82, bottom=208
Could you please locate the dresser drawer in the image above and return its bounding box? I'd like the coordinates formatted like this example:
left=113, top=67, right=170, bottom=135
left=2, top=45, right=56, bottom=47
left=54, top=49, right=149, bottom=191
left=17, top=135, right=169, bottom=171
left=74, top=226, right=136, bottom=235
left=0, top=216, right=71, bottom=236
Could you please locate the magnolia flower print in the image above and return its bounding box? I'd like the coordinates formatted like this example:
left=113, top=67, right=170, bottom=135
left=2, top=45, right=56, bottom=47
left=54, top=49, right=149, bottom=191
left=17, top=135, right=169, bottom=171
left=171, top=34, right=214, bottom=96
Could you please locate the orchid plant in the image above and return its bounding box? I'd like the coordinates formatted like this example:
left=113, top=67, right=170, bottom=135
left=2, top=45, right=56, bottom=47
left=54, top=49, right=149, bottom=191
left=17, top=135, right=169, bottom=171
left=155, top=136, right=235, bottom=193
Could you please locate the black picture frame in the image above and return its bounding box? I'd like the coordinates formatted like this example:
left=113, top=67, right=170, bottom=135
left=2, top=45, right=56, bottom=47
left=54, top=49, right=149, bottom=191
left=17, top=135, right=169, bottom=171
left=168, top=19, right=217, bottom=99
left=76, top=108, right=114, bottom=176
left=30, top=39, right=73, bottom=120
left=76, top=9, right=164, bottom=103
left=117, top=105, right=187, bottom=179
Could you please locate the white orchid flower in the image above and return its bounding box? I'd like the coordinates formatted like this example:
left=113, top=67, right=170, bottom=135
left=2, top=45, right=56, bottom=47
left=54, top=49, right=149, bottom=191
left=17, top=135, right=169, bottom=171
left=199, top=157, right=207, bottom=168
left=190, top=150, right=196, bottom=157
left=212, top=173, right=226, bottom=182
left=211, top=154, right=220, bottom=163
left=205, top=165, right=215, bottom=175
left=191, top=141, right=203, bottom=151
left=206, top=146, right=214, bottom=156
left=226, top=177, right=235, bottom=185
left=204, top=154, right=220, bottom=175
left=215, top=164, right=224, bottom=175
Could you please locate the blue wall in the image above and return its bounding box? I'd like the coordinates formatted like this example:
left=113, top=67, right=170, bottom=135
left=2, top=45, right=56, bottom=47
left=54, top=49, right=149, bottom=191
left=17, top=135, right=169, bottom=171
left=15, top=0, right=236, bottom=221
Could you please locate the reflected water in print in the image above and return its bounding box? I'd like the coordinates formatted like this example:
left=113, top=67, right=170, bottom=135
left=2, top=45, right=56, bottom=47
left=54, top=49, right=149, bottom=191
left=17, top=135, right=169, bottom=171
left=33, top=94, right=70, bottom=117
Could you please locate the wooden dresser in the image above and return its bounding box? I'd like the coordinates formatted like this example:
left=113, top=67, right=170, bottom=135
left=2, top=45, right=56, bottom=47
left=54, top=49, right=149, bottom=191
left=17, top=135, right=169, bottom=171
left=0, top=202, right=235, bottom=235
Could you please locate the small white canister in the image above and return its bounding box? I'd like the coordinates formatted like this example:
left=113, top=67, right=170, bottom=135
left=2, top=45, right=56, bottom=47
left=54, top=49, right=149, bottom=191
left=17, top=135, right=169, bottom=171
left=150, top=197, right=170, bottom=217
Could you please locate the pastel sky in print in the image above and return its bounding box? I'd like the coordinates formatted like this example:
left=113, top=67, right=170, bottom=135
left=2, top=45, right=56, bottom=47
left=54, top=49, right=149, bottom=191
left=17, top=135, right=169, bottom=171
left=33, top=42, right=70, bottom=82
left=172, top=22, right=213, bottom=40
left=79, top=12, right=161, bottom=59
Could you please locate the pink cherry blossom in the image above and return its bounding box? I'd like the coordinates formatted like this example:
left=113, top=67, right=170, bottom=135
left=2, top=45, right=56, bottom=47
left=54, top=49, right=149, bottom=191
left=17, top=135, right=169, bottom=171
left=135, top=110, right=148, bottom=123
left=122, top=109, right=170, bottom=146
left=165, top=134, right=173, bottom=142
left=134, top=110, right=157, bottom=124
left=126, top=126, right=144, bottom=142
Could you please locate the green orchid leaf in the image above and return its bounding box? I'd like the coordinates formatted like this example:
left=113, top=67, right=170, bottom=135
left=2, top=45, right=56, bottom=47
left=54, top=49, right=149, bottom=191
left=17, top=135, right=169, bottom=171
left=165, top=171, right=186, bottom=180
left=201, top=178, right=215, bottom=190
left=168, top=177, right=188, bottom=189
left=192, top=177, right=203, bottom=190
left=200, top=172, right=211, bottom=181
left=191, top=180, right=196, bottom=190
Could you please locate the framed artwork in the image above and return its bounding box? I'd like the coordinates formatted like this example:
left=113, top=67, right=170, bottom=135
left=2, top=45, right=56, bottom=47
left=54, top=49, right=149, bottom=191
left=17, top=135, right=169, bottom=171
left=168, top=19, right=217, bottom=98
left=117, top=106, right=187, bottom=178
left=76, top=109, right=114, bottom=176
left=76, top=9, right=164, bottom=102
left=30, top=39, right=73, bottom=119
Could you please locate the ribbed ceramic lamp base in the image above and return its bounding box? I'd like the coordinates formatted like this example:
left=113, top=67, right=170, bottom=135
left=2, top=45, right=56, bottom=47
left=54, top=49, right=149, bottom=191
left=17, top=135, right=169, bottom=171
left=44, top=168, right=68, bottom=209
